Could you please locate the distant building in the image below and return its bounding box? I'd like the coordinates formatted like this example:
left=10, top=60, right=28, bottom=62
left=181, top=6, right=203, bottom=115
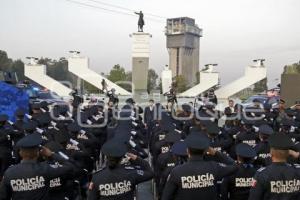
left=165, top=17, right=202, bottom=87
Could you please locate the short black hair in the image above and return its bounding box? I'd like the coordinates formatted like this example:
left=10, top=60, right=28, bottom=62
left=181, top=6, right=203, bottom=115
left=238, top=156, right=253, bottom=164
left=188, top=148, right=205, bottom=156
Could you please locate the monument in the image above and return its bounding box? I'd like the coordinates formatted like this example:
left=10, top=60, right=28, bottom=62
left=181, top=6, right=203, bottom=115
left=131, top=11, right=151, bottom=99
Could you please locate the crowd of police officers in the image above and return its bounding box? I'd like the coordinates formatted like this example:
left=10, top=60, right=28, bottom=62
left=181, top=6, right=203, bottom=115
left=0, top=91, right=300, bottom=200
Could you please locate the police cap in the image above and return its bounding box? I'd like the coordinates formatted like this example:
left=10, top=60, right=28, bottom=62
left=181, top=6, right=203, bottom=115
left=268, top=133, right=295, bottom=150
left=206, top=122, right=220, bottom=135
left=23, top=121, right=38, bottom=132
left=16, top=133, right=42, bottom=148
left=67, top=123, right=81, bottom=133
left=44, top=141, right=64, bottom=152
left=165, top=132, right=181, bottom=143
left=259, top=124, right=274, bottom=135
left=236, top=143, right=256, bottom=158
left=54, top=131, right=71, bottom=144
left=102, top=139, right=128, bottom=157
left=185, top=133, right=210, bottom=150
left=171, top=141, right=188, bottom=156
left=37, top=114, right=51, bottom=127
left=15, top=108, right=25, bottom=117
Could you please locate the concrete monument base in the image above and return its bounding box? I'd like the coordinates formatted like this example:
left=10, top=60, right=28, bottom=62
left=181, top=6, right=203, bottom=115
left=131, top=32, right=151, bottom=94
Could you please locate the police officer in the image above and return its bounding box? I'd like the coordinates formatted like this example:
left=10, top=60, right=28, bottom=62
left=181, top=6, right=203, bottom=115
left=87, top=139, right=154, bottom=200
left=155, top=132, right=182, bottom=198
left=157, top=141, right=188, bottom=199
left=0, top=133, right=74, bottom=200
left=235, top=119, right=259, bottom=148
left=0, top=114, right=13, bottom=181
left=254, top=124, right=274, bottom=167
left=248, top=133, right=300, bottom=200
left=162, top=133, right=238, bottom=200
left=221, top=143, right=257, bottom=200
left=44, top=141, right=75, bottom=200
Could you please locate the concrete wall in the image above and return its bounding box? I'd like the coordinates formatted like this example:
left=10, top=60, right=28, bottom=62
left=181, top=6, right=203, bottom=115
left=281, top=74, right=300, bottom=107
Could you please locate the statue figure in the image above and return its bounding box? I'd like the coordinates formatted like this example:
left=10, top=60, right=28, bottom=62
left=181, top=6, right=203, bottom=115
left=134, top=11, right=144, bottom=32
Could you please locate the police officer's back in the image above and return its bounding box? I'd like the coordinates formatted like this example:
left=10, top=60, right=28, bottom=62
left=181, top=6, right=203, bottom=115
left=221, top=143, right=257, bottom=200
left=0, top=133, right=73, bottom=200
left=162, top=133, right=237, bottom=200
left=87, top=139, right=154, bottom=200
left=249, top=133, right=300, bottom=200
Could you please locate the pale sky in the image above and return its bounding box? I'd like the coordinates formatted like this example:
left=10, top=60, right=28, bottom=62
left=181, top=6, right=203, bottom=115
left=1, top=0, right=300, bottom=87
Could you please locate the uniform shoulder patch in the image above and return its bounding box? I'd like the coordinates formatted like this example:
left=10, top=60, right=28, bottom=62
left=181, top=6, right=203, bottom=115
left=49, top=164, right=59, bottom=169
left=293, top=164, right=300, bottom=169
left=93, top=167, right=105, bottom=174
left=124, top=166, right=135, bottom=170
left=136, top=170, right=144, bottom=176
left=217, top=163, right=227, bottom=167
left=257, top=167, right=266, bottom=172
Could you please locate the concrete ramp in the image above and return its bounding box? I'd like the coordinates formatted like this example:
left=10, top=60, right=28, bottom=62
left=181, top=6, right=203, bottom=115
left=215, top=60, right=267, bottom=100
left=68, top=53, right=131, bottom=95
left=179, top=64, right=219, bottom=97
left=24, top=59, right=72, bottom=97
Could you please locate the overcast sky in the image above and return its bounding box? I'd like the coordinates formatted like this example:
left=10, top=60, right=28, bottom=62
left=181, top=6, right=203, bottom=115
left=1, top=0, right=300, bottom=87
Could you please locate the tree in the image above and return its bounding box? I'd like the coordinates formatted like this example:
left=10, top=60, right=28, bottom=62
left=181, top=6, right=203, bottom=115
left=175, top=75, right=187, bottom=93
left=125, top=71, right=132, bottom=82
left=253, top=78, right=267, bottom=93
left=147, top=68, right=158, bottom=92
left=283, top=62, right=300, bottom=74
left=107, top=64, right=126, bottom=83
left=12, top=60, right=25, bottom=81
left=0, top=50, right=25, bottom=82
left=157, top=78, right=162, bottom=92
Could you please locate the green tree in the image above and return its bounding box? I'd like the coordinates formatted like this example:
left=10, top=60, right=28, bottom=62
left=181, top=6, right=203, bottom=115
left=147, top=68, right=158, bottom=92
left=107, top=64, right=132, bottom=92
left=157, top=78, right=162, bottom=93
left=283, top=62, right=300, bottom=74
left=107, top=64, right=126, bottom=83
left=125, top=71, right=132, bottom=81
left=0, top=50, right=25, bottom=82
left=11, top=60, right=25, bottom=81
left=253, top=78, right=267, bottom=93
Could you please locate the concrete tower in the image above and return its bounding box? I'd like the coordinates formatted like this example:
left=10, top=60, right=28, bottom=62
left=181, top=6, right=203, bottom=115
left=166, top=17, right=202, bottom=87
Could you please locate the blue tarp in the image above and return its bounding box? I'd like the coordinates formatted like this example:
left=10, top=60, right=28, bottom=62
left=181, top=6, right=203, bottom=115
left=0, top=81, right=29, bottom=122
